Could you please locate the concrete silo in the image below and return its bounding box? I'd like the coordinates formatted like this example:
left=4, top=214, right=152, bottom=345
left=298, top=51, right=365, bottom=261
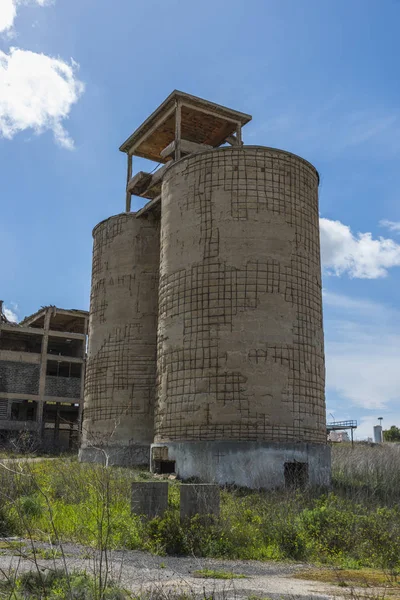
left=79, top=212, right=159, bottom=466
left=81, top=90, right=330, bottom=487
left=153, top=145, right=329, bottom=488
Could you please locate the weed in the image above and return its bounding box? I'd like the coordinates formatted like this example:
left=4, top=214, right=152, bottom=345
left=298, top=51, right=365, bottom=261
left=192, top=568, right=246, bottom=579
left=0, top=569, right=131, bottom=599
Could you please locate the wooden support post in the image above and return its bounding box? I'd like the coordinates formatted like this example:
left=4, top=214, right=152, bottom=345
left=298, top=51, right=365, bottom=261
left=236, top=122, right=242, bottom=146
left=125, top=153, right=133, bottom=212
left=175, top=100, right=182, bottom=161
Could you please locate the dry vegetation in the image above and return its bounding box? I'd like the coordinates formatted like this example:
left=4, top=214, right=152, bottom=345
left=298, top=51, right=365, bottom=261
left=0, top=443, right=399, bottom=598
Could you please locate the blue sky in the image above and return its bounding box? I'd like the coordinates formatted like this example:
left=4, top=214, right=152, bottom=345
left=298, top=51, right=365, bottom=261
left=1, top=0, right=400, bottom=439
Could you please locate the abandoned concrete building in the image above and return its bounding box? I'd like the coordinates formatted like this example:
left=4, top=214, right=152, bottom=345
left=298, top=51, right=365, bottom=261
left=80, top=91, right=331, bottom=488
left=0, top=302, right=88, bottom=451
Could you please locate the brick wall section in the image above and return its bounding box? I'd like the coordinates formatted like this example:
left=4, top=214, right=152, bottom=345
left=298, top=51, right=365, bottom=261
left=155, top=146, right=326, bottom=444
left=81, top=212, right=160, bottom=448
left=0, top=361, right=40, bottom=395
left=45, top=376, right=81, bottom=399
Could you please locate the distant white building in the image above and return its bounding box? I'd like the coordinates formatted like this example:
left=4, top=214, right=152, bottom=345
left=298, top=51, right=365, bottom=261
left=328, top=431, right=350, bottom=443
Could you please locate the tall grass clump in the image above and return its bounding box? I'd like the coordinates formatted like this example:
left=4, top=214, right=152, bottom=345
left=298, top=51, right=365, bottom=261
left=332, top=442, right=400, bottom=503
left=0, top=443, right=400, bottom=574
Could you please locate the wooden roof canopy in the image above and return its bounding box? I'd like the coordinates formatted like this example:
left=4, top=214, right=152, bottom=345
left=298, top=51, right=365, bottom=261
left=119, top=90, right=252, bottom=163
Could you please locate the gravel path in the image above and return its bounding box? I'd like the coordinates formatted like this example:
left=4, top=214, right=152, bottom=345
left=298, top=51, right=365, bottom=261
left=0, top=539, right=346, bottom=599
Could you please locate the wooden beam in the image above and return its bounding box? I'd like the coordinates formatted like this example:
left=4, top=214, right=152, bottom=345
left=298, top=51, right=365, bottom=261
left=236, top=122, right=243, bottom=146
left=127, top=171, right=152, bottom=195
left=160, top=139, right=213, bottom=160
left=128, top=164, right=170, bottom=200
left=175, top=99, right=182, bottom=160
left=225, top=135, right=238, bottom=146
left=126, top=154, right=133, bottom=212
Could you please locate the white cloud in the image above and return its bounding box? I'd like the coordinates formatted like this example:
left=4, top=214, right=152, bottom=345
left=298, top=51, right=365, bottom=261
left=0, top=47, right=84, bottom=148
left=3, top=303, right=18, bottom=322
left=0, top=0, right=51, bottom=34
left=320, top=217, right=400, bottom=278
left=380, top=219, right=400, bottom=234
left=0, top=0, right=17, bottom=33
left=324, top=292, right=400, bottom=412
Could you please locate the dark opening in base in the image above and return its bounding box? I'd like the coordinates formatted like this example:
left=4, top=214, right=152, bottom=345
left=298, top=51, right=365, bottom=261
left=284, top=461, right=309, bottom=488
left=153, top=460, right=176, bottom=475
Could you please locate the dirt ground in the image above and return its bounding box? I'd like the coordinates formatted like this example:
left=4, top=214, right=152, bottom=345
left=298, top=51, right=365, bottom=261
left=0, top=539, right=392, bottom=599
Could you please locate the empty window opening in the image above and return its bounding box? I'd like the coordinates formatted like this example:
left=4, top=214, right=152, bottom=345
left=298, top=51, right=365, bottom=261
left=11, top=400, right=37, bottom=422
left=153, top=460, right=176, bottom=474
left=47, top=337, right=84, bottom=358
left=0, top=331, right=42, bottom=353
left=46, top=361, right=81, bottom=378
left=284, top=462, right=309, bottom=488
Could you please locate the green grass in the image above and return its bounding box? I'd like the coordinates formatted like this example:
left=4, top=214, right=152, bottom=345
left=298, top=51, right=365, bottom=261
left=193, top=569, right=246, bottom=579
left=0, top=569, right=131, bottom=599
left=0, top=445, right=399, bottom=572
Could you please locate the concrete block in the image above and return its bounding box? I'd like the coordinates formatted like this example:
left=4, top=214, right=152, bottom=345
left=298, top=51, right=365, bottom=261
left=180, top=484, right=220, bottom=521
left=131, top=482, right=168, bottom=518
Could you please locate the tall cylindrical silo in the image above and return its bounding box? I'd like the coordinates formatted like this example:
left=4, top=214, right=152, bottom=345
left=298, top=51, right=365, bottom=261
left=152, top=146, right=330, bottom=488
left=80, top=212, right=160, bottom=466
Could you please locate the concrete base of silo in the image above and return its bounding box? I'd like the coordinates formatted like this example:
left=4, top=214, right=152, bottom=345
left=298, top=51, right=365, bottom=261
left=79, top=444, right=150, bottom=468
left=150, top=441, right=331, bottom=489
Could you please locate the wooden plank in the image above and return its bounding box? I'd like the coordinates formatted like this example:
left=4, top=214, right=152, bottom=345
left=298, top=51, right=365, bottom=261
left=236, top=122, right=243, bottom=146
left=225, top=134, right=238, bottom=146
left=126, top=154, right=133, bottom=212
left=160, top=139, right=213, bottom=160
left=175, top=99, right=182, bottom=160
left=127, top=171, right=152, bottom=195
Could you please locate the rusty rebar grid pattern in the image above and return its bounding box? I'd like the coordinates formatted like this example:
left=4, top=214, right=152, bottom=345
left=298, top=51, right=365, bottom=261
left=155, top=147, right=325, bottom=444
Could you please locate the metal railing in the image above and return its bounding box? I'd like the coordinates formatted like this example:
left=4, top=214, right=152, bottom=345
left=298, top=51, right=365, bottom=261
left=327, top=420, right=357, bottom=431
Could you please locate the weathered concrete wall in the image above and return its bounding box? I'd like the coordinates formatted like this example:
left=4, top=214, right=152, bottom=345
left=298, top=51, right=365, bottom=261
left=152, top=441, right=331, bottom=488
left=0, top=361, right=40, bottom=395
left=155, top=146, right=326, bottom=445
left=45, top=376, right=81, bottom=399
left=80, top=212, right=160, bottom=466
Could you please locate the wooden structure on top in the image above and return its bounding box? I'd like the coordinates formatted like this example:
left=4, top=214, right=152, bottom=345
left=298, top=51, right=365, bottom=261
left=119, top=91, right=252, bottom=213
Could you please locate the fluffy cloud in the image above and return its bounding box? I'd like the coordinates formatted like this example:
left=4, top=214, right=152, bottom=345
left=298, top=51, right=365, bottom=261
left=320, top=217, right=400, bottom=278
left=0, top=0, right=51, bottom=33
left=3, top=304, right=18, bottom=323
left=0, top=47, right=84, bottom=148
left=380, top=219, right=400, bottom=234
left=324, top=291, right=400, bottom=413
